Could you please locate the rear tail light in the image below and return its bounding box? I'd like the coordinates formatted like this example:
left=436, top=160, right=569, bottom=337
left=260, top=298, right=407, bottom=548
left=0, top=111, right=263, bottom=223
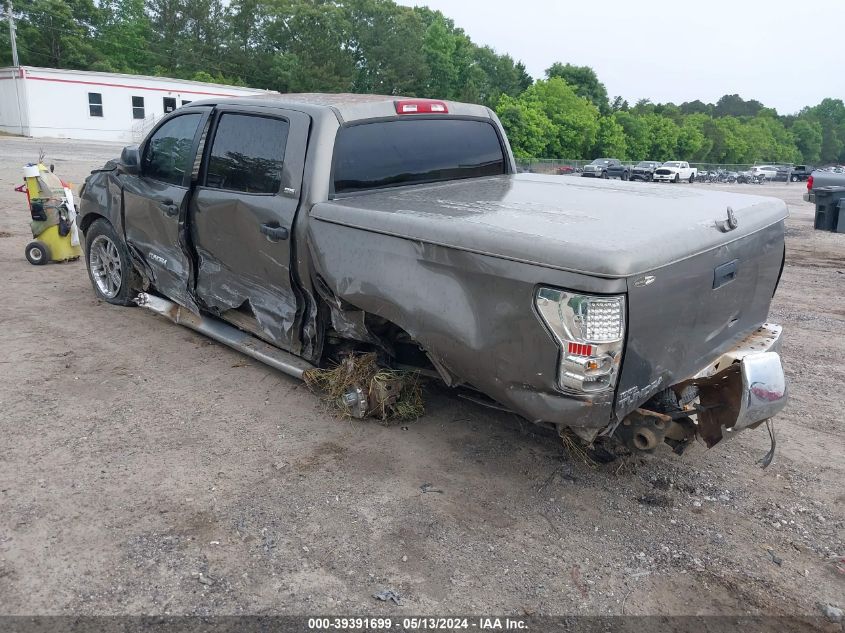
left=394, top=99, right=449, bottom=115
left=536, top=288, right=626, bottom=394
left=807, top=174, right=813, bottom=191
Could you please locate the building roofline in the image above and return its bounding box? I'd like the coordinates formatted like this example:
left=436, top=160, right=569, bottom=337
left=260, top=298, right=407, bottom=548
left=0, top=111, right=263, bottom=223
left=0, top=65, right=273, bottom=93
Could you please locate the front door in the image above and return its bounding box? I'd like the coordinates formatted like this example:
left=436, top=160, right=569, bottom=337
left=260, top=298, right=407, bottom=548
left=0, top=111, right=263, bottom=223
left=189, top=106, right=309, bottom=351
left=123, top=109, right=209, bottom=309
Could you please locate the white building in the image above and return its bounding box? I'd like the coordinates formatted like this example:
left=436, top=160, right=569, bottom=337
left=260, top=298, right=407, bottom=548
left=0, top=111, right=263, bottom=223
left=0, top=66, right=272, bottom=142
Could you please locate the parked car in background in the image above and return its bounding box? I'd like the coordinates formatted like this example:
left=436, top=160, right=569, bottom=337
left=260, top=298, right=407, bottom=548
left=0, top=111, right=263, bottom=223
left=750, top=165, right=778, bottom=181
left=557, top=165, right=576, bottom=175
left=606, top=161, right=632, bottom=180
left=630, top=161, right=661, bottom=181
left=789, top=165, right=814, bottom=182
left=581, top=158, right=621, bottom=178
left=737, top=171, right=766, bottom=184
left=653, top=161, right=698, bottom=183
left=773, top=167, right=791, bottom=182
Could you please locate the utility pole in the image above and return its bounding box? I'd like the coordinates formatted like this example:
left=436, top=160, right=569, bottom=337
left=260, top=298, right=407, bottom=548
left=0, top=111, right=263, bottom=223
left=7, top=0, right=24, bottom=135
left=7, top=0, right=19, bottom=66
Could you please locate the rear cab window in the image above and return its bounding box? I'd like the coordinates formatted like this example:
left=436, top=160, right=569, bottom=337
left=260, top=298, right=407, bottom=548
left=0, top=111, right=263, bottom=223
left=332, top=118, right=507, bottom=195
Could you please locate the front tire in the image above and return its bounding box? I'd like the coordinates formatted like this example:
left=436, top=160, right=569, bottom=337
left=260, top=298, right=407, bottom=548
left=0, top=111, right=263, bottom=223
left=601, top=171, right=608, bottom=179
left=85, top=218, right=139, bottom=306
left=674, top=174, right=680, bottom=183
left=791, top=175, right=798, bottom=182
left=689, top=174, right=695, bottom=183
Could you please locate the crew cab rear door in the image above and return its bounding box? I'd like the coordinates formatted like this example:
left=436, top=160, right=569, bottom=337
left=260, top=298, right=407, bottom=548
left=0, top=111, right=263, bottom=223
left=123, top=108, right=210, bottom=310
left=188, top=105, right=310, bottom=351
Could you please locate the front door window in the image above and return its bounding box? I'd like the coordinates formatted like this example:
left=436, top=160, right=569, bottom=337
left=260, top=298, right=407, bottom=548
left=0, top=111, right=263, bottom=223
left=142, top=113, right=203, bottom=186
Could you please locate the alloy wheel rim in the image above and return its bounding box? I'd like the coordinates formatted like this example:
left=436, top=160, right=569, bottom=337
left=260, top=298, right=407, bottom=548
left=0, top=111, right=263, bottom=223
left=89, top=235, right=122, bottom=298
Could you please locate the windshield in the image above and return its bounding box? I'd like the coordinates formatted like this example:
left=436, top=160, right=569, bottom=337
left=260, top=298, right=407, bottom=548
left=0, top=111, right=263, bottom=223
left=333, top=119, right=506, bottom=193
left=590, top=159, right=611, bottom=165
left=636, top=162, right=656, bottom=168
left=662, top=162, right=682, bottom=168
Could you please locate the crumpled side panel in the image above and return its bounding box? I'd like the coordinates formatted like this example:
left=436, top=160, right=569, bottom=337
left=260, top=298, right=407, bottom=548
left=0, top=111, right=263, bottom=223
left=194, top=245, right=299, bottom=347
left=307, top=218, right=625, bottom=429
left=79, top=168, right=123, bottom=234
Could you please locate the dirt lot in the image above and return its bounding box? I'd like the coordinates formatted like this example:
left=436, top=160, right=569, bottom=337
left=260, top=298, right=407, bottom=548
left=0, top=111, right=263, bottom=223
left=0, top=137, right=842, bottom=621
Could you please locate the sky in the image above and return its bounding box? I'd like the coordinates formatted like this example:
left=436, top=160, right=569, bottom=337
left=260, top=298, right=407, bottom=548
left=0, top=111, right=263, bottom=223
left=396, top=0, right=845, bottom=115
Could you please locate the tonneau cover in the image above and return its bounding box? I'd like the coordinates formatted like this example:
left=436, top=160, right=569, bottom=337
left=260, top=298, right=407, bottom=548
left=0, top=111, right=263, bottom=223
left=311, top=174, right=788, bottom=278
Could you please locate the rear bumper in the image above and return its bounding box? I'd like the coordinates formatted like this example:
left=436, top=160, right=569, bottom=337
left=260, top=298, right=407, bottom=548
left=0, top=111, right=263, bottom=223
left=685, top=323, right=787, bottom=443
left=733, top=351, right=788, bottom=430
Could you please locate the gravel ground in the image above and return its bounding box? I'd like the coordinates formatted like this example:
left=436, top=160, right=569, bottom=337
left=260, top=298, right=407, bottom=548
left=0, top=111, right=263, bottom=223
left=0, top=137, right=842, bottom=621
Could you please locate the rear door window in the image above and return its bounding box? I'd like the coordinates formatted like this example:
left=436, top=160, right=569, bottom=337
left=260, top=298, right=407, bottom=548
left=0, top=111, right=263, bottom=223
left=333, top=118, right=506, bottom=194
left=142, top=113, right=203, bottom=186
left=205, top=113, right=289, bottom=194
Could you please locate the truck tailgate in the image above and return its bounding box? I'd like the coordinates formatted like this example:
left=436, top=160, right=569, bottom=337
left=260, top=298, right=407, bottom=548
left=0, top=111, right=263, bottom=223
left=615, top=220, right=785, bottom=417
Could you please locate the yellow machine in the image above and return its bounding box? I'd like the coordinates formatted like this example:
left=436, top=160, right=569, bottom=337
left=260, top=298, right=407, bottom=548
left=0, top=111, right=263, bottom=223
left=16, top=163, right=83, bottom=265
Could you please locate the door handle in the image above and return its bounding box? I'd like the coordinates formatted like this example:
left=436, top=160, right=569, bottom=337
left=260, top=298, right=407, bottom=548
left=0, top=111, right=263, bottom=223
left=260, top=223, right=289, bottom=241
left=713, top=259, right=738, bottom=289
left=159, top=198, right=178, bottom=217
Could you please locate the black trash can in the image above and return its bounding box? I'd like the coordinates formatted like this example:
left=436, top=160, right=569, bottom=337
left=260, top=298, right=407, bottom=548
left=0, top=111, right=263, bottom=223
left=813, top=186, right=845, bottom=232
left=837, top=199, right=845, bottom=234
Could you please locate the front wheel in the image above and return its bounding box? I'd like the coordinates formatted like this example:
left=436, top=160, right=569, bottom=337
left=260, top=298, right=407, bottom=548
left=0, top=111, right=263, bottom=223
left=601, top=171, right=608, bottom=179
left=85, top=218, right=139, bottom=306
left=689, top=174, right=695, bottom=183
left=622, top=172, right=629, bottom=181
left=674, top=174, right=680, bottom=183
left=791, top=175, right=798, bottom=182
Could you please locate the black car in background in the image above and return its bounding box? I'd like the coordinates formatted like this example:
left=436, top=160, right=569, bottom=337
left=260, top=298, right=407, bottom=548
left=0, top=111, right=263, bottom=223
left=630, top=161, right=662, bottom=181
left=789, top=165, right=814, bottom=182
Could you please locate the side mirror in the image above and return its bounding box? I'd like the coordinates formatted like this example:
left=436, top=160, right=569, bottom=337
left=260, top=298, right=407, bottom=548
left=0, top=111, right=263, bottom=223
left=119, top=145, right=141, bottom=175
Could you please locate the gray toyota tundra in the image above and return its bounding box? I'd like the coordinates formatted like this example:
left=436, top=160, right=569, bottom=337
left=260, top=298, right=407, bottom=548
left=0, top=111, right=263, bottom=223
left=78, top=93, right=788, bottom=456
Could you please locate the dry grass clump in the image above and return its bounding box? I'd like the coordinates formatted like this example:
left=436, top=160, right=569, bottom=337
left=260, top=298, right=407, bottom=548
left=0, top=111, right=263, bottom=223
left=559, top=429, right=597, bottom=467
left=303, top=352, right=424, bottom=421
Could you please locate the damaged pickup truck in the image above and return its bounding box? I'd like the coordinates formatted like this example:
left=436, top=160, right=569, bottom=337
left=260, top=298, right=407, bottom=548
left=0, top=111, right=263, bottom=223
left=78, top=93, right=788, bottom=456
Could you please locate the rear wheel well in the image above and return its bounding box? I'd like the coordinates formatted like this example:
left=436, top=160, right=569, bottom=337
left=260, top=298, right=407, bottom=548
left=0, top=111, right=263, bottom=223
left=311, top=280, right=437, bottom=375
left=323, top=308, right=435, bottom=371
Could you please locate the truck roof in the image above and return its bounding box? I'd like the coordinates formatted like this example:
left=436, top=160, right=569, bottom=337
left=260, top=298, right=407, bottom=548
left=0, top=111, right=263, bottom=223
left=185, top=92, right=493, bottom=123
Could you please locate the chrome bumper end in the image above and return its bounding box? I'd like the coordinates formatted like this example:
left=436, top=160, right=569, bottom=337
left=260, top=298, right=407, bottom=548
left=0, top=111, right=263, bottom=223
left=684, top=323, right=788, bottom=446
left=732, top=351, right=788, bottom=431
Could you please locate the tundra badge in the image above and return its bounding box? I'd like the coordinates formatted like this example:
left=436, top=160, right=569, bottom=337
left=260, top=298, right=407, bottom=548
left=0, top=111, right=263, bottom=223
left=148, top=252, right=167, bottom=266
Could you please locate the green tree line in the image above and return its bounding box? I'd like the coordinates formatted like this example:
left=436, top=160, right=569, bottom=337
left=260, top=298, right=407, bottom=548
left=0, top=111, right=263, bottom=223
left=498, top=64, right=844, bottom=164
left=2, top=0, right=843, bottom=164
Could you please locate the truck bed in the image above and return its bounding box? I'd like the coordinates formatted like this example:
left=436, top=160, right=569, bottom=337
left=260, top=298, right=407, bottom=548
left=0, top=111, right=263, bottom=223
left=313, top=174, right=788, bottom=278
